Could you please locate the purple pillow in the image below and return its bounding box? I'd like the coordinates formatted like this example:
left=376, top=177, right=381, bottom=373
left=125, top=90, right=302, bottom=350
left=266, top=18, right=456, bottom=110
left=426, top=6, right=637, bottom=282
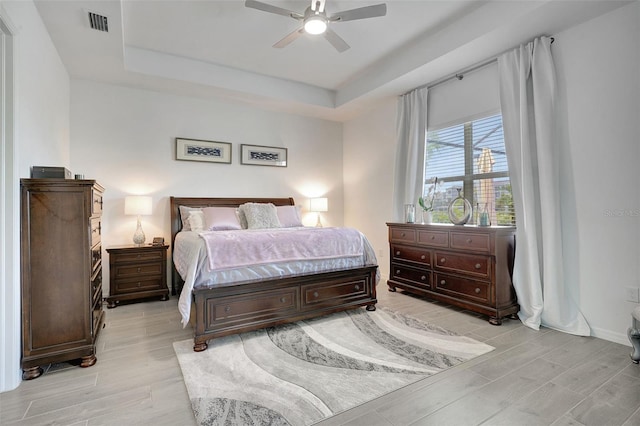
left=202, top=207, right=242, bottom=231
left=277, top=205, right=303, bottom=227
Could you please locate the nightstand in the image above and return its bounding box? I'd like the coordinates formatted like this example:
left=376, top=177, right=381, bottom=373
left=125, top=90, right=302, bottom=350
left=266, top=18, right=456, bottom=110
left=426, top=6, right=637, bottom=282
left=106, top=244, right=169, bottom=308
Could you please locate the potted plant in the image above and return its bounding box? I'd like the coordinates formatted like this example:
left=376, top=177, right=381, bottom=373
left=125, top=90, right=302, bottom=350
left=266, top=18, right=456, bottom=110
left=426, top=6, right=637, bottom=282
left=418, top=177, right=440, bottom=224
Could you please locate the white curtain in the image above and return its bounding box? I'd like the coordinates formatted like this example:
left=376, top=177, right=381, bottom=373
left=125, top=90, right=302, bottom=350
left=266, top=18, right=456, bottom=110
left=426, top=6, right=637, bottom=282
left=498, top=37, right=590, bottom=335
left=392, top=87, right=428, bottom=222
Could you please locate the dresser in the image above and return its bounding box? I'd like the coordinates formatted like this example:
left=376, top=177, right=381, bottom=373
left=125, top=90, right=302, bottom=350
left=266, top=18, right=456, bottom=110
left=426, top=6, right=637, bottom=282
left=20, top=179, right=104, bottom=379
left=387, top=223, right=518, bottom=325
left=106, top=244, right=169, bottom=308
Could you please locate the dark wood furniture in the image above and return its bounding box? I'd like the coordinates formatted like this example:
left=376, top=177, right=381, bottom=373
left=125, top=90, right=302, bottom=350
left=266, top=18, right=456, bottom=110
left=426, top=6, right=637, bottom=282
left=386, top=222, right=518, bottom=325
left=170, top=197, right=378, bottom=352
left=105, top=244, right=169, bottom=308
left=20, top=178, right=105, bottom=380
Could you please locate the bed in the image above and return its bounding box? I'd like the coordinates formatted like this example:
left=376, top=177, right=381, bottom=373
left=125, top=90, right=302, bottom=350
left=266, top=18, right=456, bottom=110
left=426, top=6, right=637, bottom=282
left=170, top=196, right=378, bottom=352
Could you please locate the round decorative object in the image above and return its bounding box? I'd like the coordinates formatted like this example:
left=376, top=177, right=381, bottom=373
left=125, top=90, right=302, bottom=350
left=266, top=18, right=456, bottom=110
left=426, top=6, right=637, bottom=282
left=448, top=188, right=473, bottom=225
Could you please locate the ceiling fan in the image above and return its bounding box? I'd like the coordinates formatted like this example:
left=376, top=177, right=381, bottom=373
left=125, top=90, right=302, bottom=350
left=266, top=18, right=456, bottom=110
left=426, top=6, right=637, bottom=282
left=245, top=0, right=387, bottom=52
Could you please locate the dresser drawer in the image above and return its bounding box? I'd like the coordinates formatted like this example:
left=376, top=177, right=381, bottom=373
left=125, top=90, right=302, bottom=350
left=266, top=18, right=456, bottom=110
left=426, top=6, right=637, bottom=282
left=434, top=251, right=491, bottom=279
left=390, top=263, right=430, bottom=289
left=450, top=232, right=491, bottom=253
left=113, top=250, right=164, bottom=264
left=389, top=227, right=416, bottom=244
left=391, top=244, right=431, bottom=266
left=434, top=273, right=490, bottom=304
left=417, top=229, right=449, bottom=248
left=113, top=263, right=162, bottom=279
left=92, top=190, right=103, bottom=215
left=91, top=267, right=102, bottom=303
left=91, top=218, right=101, bottom=246
left=114, top=277, right=165, bottom=293
left=91, top=244, right=101, bottom=272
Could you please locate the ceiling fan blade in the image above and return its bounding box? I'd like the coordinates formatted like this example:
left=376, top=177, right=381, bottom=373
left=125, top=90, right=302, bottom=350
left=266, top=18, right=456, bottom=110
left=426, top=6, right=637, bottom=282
left=273, top=27, right=304, bottom=48
left=245, top=0, right=302, bottom=19
left=329, top=3, right=387, bottom=22
left=324, top=28, right=350, bottom=52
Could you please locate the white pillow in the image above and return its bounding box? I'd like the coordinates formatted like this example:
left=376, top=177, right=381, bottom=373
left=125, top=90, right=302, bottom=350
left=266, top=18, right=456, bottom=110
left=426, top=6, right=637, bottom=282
left=179, top=206, right=202, bottom=231
left=187, top=210, right=205, bottom=232
left=202, top=207, right=242, bottom=231
left=239, top=203, right=281, bottom=229
left=277, top=205, right=303, bottom=227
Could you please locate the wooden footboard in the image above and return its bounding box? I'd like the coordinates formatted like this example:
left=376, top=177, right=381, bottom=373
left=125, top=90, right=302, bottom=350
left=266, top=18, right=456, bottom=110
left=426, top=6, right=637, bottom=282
left=191, top=266, right=378, bottom=351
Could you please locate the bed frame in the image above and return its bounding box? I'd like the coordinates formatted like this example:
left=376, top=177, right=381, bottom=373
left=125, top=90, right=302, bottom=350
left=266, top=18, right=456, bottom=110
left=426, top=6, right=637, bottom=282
left=170, top=197, right=378, bottom=352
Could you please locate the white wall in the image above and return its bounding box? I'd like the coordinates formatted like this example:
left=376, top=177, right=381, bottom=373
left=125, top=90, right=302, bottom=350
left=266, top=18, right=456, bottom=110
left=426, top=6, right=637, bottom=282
left=70, top=80, right=345, bottom=291
left=343, top=2, right=640, bottom=345
left=343, top=99, right=396, bottom=281
left=0, top=0, right=70, bottom=392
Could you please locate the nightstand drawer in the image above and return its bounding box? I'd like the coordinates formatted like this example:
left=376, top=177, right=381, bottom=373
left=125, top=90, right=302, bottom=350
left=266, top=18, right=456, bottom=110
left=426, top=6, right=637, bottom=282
left=113, top=250, right=164, bottom=264
left=113, top=263, right=162, bottom=279
left=115, top=277, right=165, bottom=293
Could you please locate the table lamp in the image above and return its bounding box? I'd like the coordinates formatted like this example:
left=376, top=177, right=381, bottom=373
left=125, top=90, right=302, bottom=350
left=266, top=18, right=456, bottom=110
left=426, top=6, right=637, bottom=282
left=309, top=197, right=328, bottom=227
left=124, top=195, right=152, bottom=245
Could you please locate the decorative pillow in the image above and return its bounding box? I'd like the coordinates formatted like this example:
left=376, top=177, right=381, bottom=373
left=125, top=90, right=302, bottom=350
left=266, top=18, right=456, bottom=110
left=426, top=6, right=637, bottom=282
left=202, top=207, right=242, bottom=231
left=187, top=210, right=205, bottom=232
left=179, top=206, right=202, bottom=231
left=239, top=203, right=281, bottom=229
left=237, top=208, right=248, bottom=229
left=276, top=205, right=303, bottom=227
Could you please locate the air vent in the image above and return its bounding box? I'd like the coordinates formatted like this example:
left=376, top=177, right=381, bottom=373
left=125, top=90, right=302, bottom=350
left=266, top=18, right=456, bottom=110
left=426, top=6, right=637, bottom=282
left=88, top=11, right=108, bottom=32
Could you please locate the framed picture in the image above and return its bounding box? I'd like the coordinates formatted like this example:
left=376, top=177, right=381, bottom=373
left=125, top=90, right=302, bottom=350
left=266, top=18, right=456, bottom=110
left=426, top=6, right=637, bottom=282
left=240, top=144, right=288, bottom=167
left=176, top=138, right=232, bottom=164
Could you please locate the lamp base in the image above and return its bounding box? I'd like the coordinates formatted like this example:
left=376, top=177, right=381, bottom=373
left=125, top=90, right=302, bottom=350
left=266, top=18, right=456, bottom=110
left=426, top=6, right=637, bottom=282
left=132, top=216, right=146, bottom=245
left=315, top=213, right=323, bottom=228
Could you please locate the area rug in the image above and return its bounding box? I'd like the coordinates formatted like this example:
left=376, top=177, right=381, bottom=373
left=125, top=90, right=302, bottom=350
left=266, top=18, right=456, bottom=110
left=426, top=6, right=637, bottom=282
left=173, top=308, right=494, bottom=425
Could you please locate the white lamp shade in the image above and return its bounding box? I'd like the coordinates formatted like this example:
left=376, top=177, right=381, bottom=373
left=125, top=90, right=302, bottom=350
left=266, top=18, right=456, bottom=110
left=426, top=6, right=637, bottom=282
left=309, top=197, right=328, bottom=212
left=124, top=196, right=152, bottom=216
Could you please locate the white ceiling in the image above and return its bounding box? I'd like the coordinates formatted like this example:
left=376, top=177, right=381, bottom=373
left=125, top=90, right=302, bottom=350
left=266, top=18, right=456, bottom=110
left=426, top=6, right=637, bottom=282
left=34, top=0, right=630, bottom=121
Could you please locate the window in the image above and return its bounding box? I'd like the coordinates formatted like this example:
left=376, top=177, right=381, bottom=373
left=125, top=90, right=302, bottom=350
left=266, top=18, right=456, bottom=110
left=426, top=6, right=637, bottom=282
left=424, top=114, right=515, bottom=226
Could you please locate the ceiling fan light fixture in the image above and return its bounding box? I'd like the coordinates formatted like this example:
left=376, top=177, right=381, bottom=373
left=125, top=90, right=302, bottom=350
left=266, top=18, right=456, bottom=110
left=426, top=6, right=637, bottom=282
left=304, top=16, right=327, bottom=34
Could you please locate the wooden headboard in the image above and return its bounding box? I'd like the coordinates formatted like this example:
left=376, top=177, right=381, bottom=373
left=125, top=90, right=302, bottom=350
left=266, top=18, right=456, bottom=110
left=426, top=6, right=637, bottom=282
left=169, top=196, right=295, bottom=294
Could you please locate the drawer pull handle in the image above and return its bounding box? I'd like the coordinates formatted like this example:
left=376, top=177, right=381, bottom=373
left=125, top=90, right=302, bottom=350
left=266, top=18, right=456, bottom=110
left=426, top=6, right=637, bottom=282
left=430, top=235, right=435, bottom=240
left=355, top=284, right=360, bottom=290
left=136, top=282, right=141, bottom=287
left=420, top=255, right=426, bottom=260
left=475, top=263, right=482, bottom=269
left=280, top=297, right=286, bottom=303
left=396, top=251, right=400, bottom=256
left=401, top=232, right=406, bottom=237
left=225, top=306, right=231, bottom=312
left=421, top=275, right=426, bottom=281
left=440, top=280, right=446, bottom=285
left=396, top=270, right=401, bottom=275
left=313, top=291, right=319, bottom=298
left=137, top=254, right=142, bottom=258
left=440, top=258, right=446, bottom=263
left=475, top=288, right=481, bottom=294
left=137, top=267, right=141, bottom=272
left=467, top=238, right=473, bottom=243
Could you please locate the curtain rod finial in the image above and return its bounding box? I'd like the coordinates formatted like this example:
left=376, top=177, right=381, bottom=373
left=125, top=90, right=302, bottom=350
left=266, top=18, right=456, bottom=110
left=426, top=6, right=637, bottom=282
left=455, top=74, right=464, bottom=81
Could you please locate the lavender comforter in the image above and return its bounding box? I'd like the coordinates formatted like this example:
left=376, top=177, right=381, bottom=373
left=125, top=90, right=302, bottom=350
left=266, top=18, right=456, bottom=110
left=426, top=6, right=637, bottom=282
left=174, top=227, right=378, bottom=326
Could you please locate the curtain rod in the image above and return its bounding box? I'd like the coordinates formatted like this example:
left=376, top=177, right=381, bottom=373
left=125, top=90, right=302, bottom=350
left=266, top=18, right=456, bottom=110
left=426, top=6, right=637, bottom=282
left=403, top=37, right=554, bottom=95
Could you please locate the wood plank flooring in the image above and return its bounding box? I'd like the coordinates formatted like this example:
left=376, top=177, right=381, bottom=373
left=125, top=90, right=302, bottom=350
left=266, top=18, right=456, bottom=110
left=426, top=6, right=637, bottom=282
left=1, top=285, right=639, bottom=425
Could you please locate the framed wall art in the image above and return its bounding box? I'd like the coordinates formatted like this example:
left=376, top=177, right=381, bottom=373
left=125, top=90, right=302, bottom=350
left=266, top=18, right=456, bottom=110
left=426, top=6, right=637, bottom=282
left=176, top=138, right=232, bottom=164
left=240, top=144, right=287, bottom=167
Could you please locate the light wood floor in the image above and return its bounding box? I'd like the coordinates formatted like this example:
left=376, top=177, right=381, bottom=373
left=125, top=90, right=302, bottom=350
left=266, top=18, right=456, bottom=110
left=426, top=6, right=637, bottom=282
left=1, top=285, right=639, bottom=426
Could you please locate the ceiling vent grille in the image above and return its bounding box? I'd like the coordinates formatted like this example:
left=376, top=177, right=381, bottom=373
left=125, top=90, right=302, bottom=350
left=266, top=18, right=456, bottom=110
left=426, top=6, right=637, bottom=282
left=88, top=11, right=108, bottom=32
